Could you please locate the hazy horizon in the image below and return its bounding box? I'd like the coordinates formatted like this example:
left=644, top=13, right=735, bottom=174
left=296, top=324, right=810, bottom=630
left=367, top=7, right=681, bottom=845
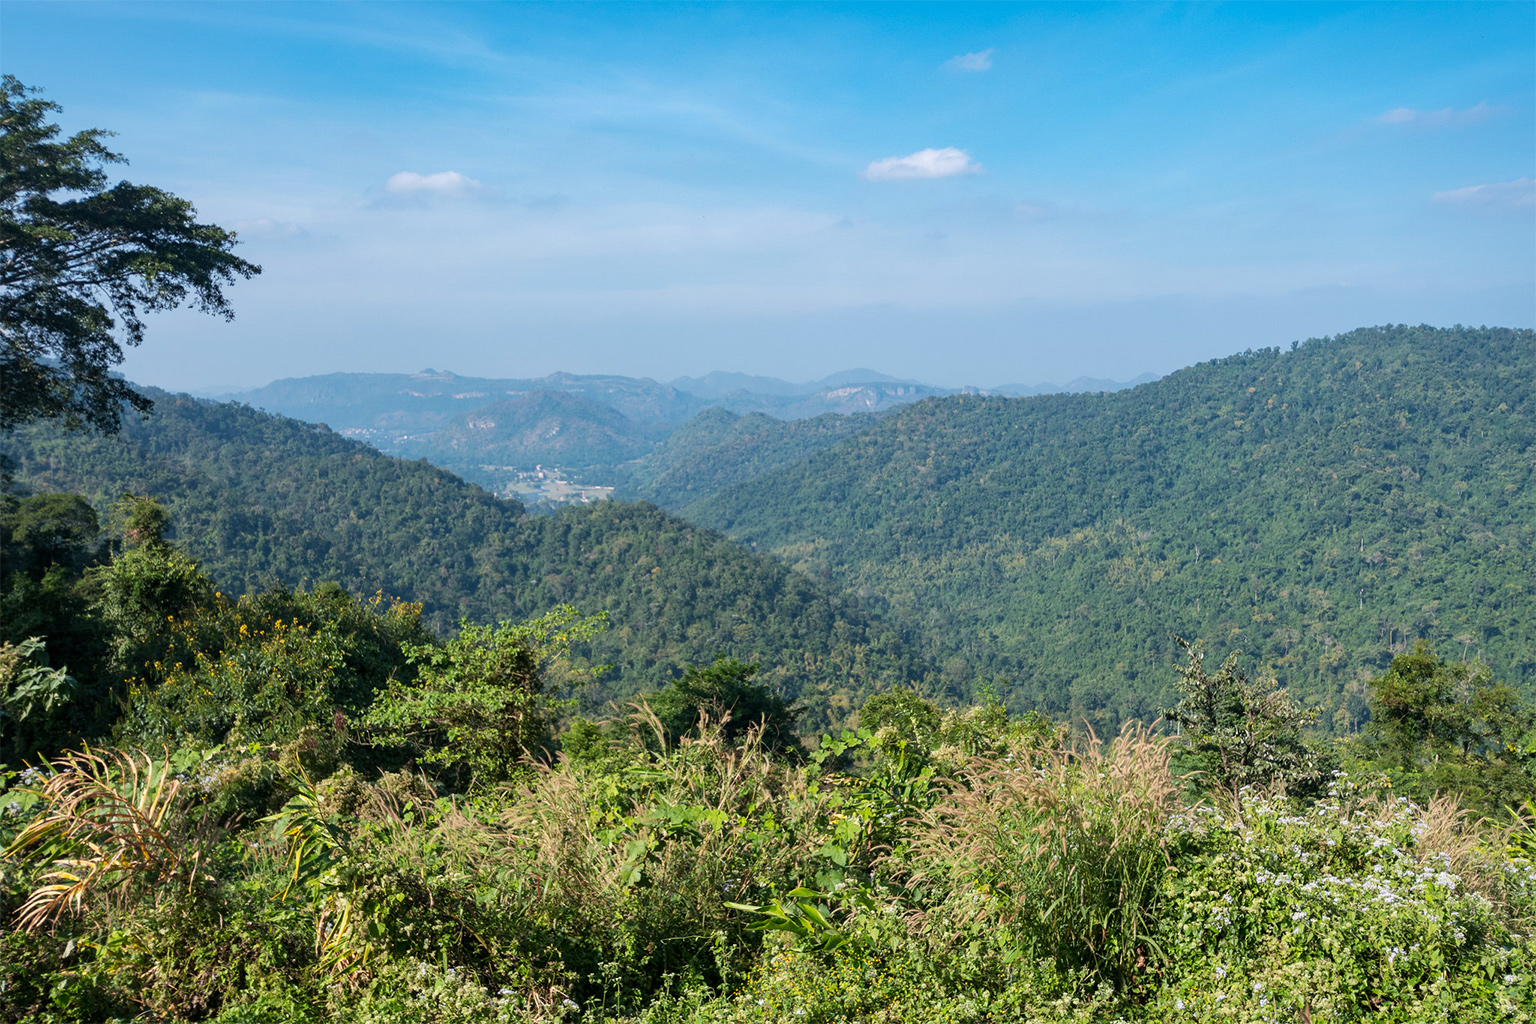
left=7, top=2, right=1532, bottom=393
left=193, top=362, right=1167, bottom=400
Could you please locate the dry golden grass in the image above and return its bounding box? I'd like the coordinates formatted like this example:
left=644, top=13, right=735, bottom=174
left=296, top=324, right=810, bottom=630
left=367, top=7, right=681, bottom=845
left=1400, top=792, right=1534, bottom=924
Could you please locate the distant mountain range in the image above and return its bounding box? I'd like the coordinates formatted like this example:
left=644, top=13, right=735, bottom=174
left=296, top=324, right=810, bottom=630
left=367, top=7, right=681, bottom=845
left=217, top=367, right=1159, bottom=493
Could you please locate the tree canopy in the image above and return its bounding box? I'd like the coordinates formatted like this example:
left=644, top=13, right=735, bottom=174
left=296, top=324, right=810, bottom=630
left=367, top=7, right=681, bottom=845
left=686, top=325, right=1536, bottom=730
left=0, top=76, right=259, bottom=433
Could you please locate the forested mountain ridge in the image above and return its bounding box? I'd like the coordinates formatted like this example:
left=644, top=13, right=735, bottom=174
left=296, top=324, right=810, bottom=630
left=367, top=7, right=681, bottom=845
left=421, top=389, right=670, bottom=475
left=615, top=406, right=878, bottom=508
left=225, top=369, right=709, bottom=432
left=221, top=367, right=1157, bottom=483
left=2, top=390, right=940, bottom=729
left=685, top=325, right=1536, bottom=730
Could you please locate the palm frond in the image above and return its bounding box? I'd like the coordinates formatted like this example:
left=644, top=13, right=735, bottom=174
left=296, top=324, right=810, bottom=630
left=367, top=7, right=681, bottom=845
left=3, top=745, right=193, bottom=931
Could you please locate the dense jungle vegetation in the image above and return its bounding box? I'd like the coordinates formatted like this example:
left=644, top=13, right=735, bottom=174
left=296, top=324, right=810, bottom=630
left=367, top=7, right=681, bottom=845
left=14, top=325, right=1532, bottom=738
left=1, top=501, right=1533, bottom=1022
left=687, top=325, right=1536, bottom=733
left=1, top=394, right=942, bottom=730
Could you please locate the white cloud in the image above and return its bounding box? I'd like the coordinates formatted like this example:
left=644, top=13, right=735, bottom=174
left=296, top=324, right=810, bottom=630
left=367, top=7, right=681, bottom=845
left=385, top=170, right=483, bottom=195
left=944, top=49, right=994, bottom=72
left=1375, top=102, right=1498, bottom=128
left=1432, top=177, right=1536, bottom=211
left=863, top=148, right=981, bottom=182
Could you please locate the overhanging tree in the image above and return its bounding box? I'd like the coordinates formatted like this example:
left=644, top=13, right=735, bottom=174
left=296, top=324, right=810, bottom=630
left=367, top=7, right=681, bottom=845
left=1, top=76, right=259, bottom=433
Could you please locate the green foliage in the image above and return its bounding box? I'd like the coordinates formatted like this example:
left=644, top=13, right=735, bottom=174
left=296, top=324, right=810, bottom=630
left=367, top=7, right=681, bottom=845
left=723, top=886, right=873, bottom=954
left=0, top=491, right=99, bottom=578
left=2, top=394, right=941, bottom=733
left=263, top=774, right=388, bottom=977
left=900, top=723, right=1180, bottom=988
left=687, top=325, right=1536, bottom=730
left=107, top=490, right=170, bottom=547
left=858, top=687, right=942, bottom=738
left=5, top=686, right=1534, bottom=1023
left=84, top=497, right=214, bottom=668
left=0, top=494, right=109, bottom=751
left=0, top=76, right=259, bottom=433
left=363, top=606, right=606, bottom=786
left=1153, top=777, right=1535, bottom=1020
left=1356, top=642, right=1536, bottom=816
left=117, top=584, right=431, bottom=750
left=557, top=716, right=614, bottom=767
left=617, top=407, right=875, bottom=509
left=713, top=943, right=1113, bottom=1024
left=648, top=657, right=802, bottom=755
left=4, top=325, right=1536, bottom=1020
left=1163, top=638, right=1327, bottom=797
left=0, top=636, right=74, bottom=762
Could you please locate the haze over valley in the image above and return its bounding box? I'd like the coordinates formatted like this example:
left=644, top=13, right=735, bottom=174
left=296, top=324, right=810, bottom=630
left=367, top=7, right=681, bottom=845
left=215, top=366, right=1158, bottom=499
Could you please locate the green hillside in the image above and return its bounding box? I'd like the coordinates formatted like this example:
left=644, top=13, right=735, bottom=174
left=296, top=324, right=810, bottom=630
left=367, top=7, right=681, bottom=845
left=616, top=406, right=877, bottom=508
left=685, top=325, right=1536, bottom=730
left=2, top=391, right=938, bottom=729
left=227, top=368, right=709, bottom=431
left=419, top=389, right=667, bottom=476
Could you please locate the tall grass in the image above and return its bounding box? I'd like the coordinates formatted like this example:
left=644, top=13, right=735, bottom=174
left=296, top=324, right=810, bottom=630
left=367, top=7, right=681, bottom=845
left=901, top=722, right=1179, bottom=985
left=494, top=710, right=829, bottom=1003
left=5, top=711, right=1529, bottom=1022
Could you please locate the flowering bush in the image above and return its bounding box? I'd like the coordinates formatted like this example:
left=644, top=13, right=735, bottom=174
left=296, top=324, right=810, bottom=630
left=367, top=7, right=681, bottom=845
left=1150, top=774, right=1535, bottom=1021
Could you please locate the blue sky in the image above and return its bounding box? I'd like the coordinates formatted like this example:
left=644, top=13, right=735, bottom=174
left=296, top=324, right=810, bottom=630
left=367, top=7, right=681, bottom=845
left=6, top=2, right=1533, bottom=390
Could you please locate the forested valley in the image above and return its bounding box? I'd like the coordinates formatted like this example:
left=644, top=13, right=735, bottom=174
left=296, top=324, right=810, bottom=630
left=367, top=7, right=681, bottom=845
left=4, top=325, right=1536, bottom=1023
left=2, top=391, right=939, bottom=733
left=688, top=325, right=1535, bottom=733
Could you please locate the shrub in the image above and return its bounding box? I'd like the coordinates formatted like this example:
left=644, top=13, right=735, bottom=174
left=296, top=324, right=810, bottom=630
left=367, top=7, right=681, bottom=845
left=1162, top=638, right=1327, bottom=798
left=1151, top=774, right=1536, bottom=1021
left=363, top=605, right=605, bottom=788
left=901, top=722, right=1179, bottom=989
left=117, top=585, right=430, bottom=749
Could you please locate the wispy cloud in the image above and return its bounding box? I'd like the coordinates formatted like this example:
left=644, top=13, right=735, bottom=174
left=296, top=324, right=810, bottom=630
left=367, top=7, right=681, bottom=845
left=385, top=170, right=483, bottom=196
left=1375, top=102, right=1498, bottom=128
left=1432, top=177, right=1535, bottom=211
left=944, top=49, right=994, bottom=73
left=864, top=148, right=981, bottom=182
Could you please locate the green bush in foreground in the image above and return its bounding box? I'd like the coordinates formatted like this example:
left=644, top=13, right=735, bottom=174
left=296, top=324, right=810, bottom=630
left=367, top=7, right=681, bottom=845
left=1, top=547, right=1532, bottom=1022
left=4, top=705, right=1533, bottom=1022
